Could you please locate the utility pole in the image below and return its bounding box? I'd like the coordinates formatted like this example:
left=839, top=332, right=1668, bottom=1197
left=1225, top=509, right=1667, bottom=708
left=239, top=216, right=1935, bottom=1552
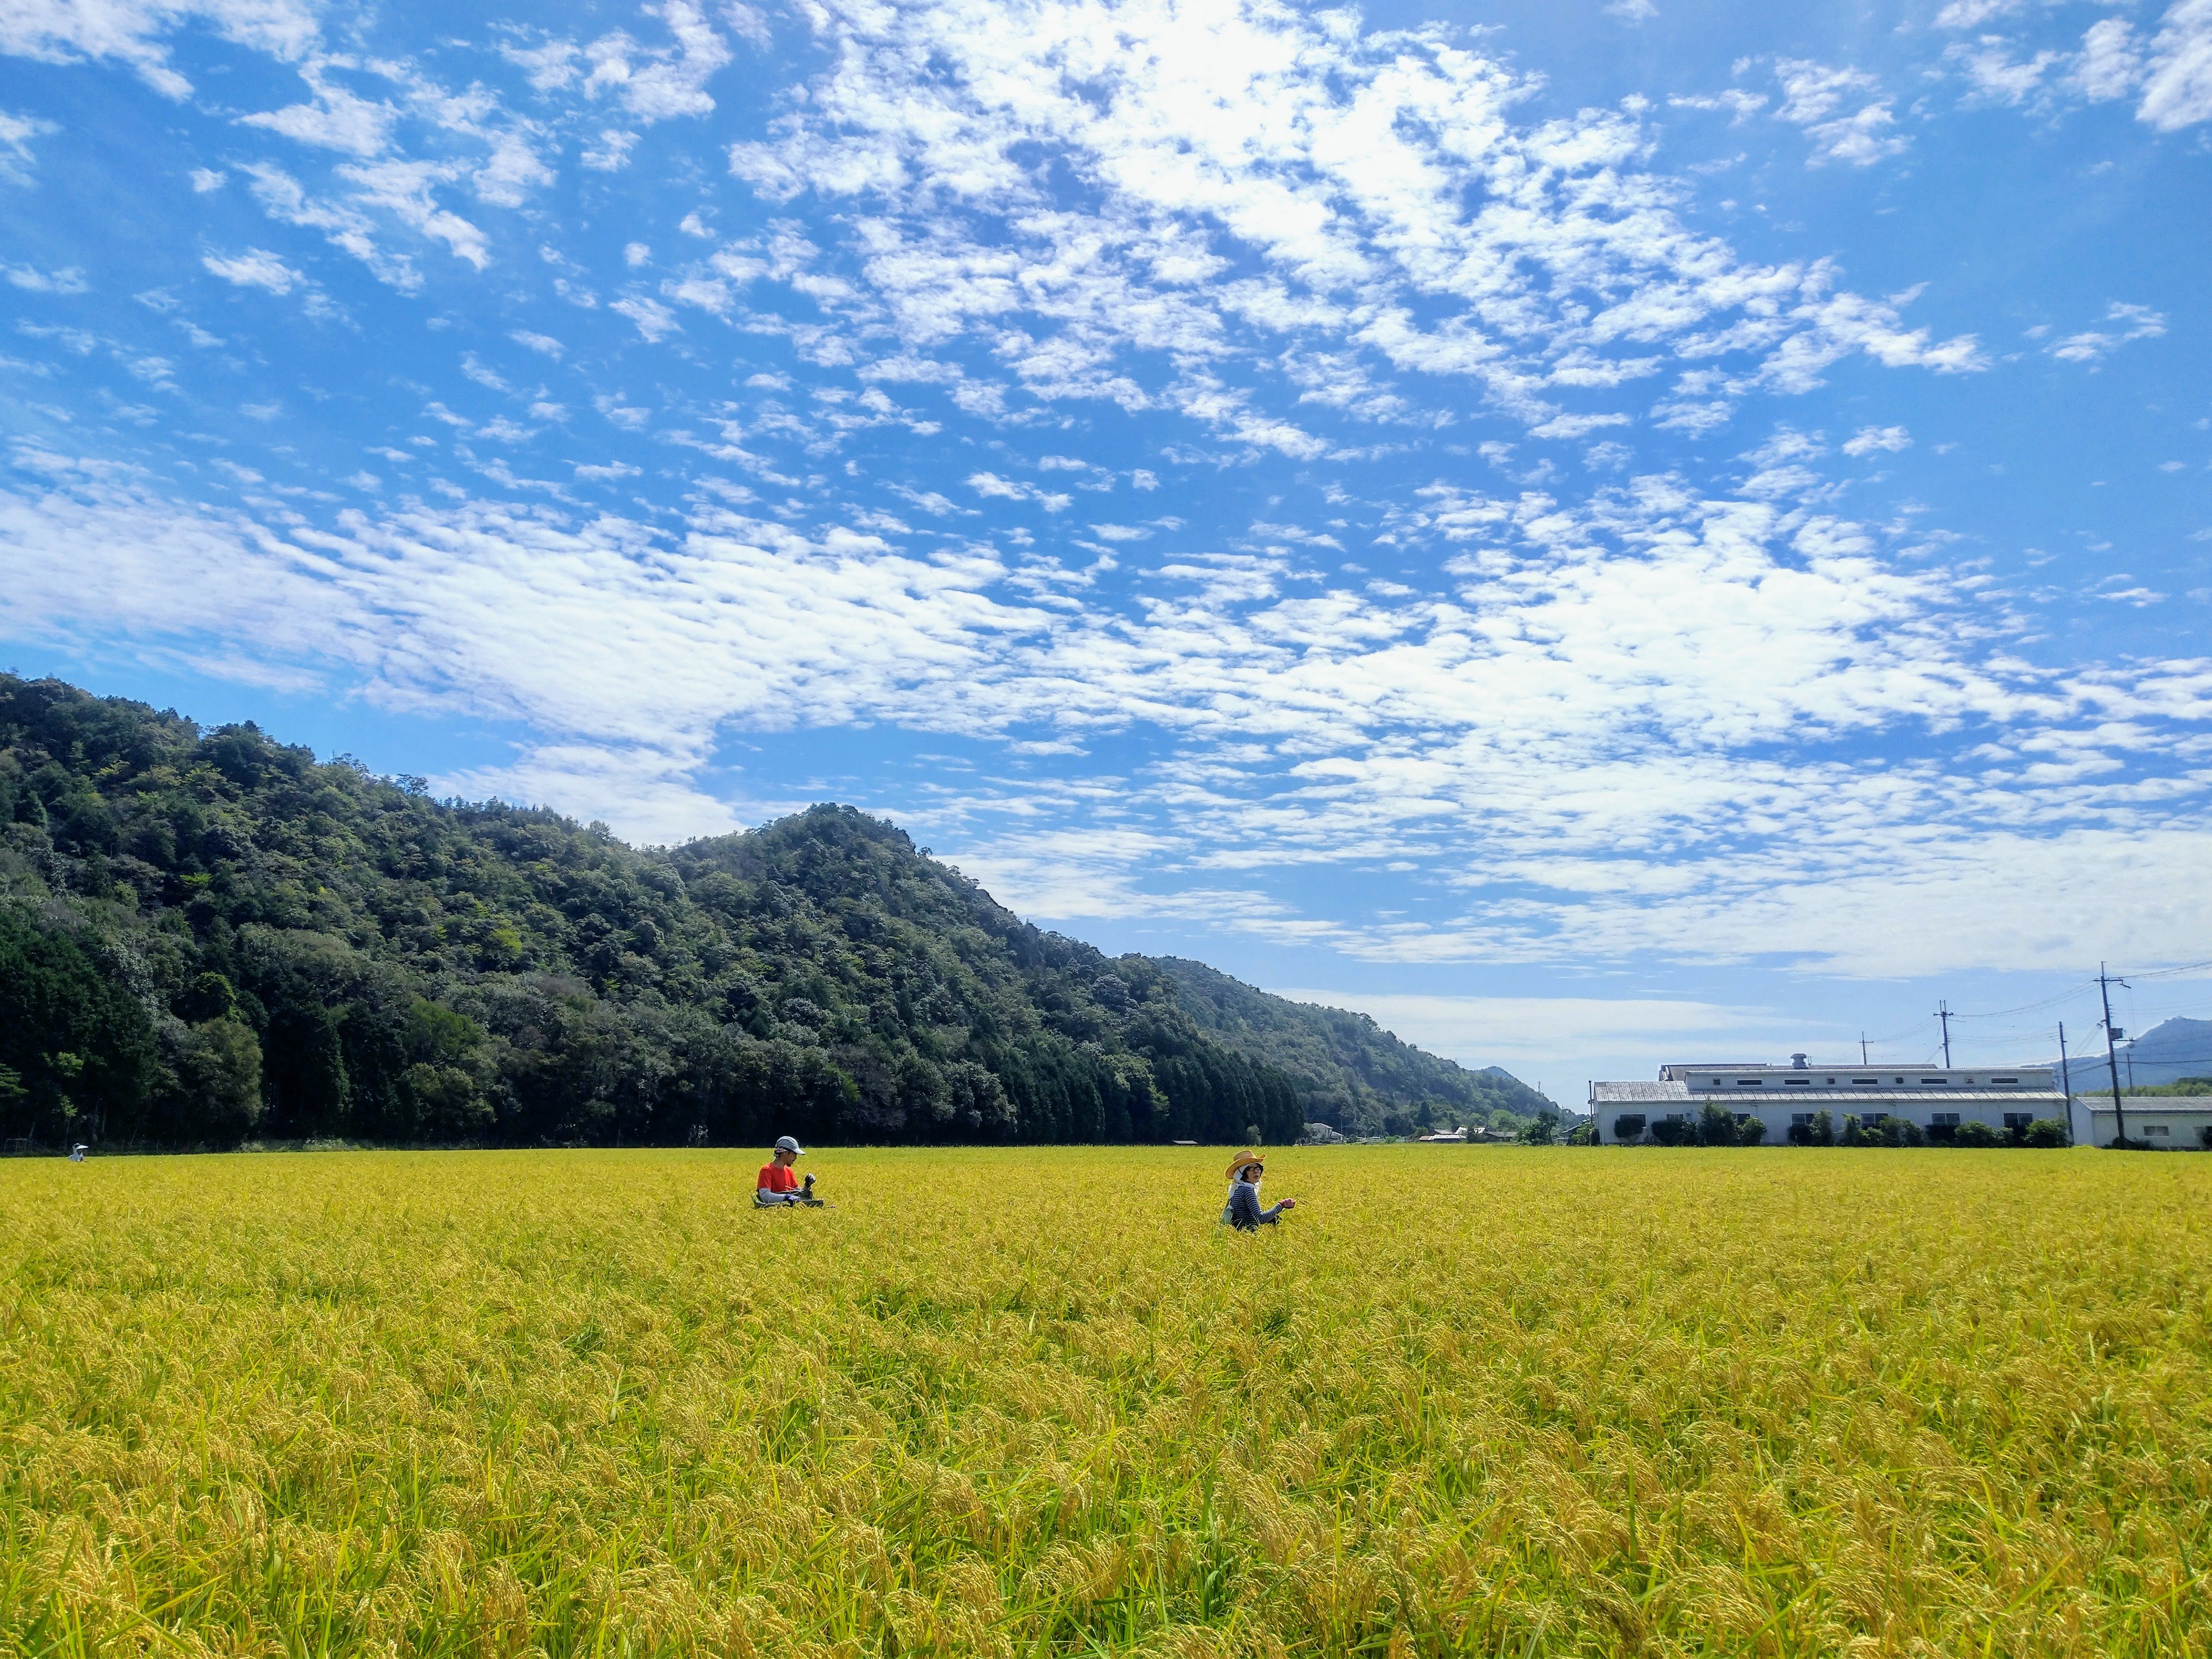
left=1936, top=1000, right=1953, bottom=1068
left=2058, top=1021, right=2075, bottom=1146
left=1860, top=1031, right=1869, bottom=1065
left=2098, top=963, right=2129, bottom=1148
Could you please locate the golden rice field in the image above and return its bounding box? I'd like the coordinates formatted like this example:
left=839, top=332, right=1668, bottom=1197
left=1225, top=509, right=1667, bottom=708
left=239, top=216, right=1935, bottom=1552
left=2, top=1146, right=2209, bottom=1657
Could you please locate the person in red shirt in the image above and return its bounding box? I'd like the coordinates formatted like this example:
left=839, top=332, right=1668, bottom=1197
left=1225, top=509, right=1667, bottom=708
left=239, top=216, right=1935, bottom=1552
left=755, top=1135, right=820, bottom=1207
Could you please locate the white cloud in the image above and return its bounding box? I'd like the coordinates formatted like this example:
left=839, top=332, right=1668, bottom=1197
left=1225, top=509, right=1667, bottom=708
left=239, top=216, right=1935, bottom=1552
left=611, top=295, right=678, bottom=340
left=337, top=159, right=489, bottom=270
left=0, top=109, right=58, bottom=181
left=583, top=0, right=732, bottom=124
left=1668, top=90, right=1768, bottom=122
left=581, top=128, right=639, bottom=171
left=2049, top=301, right=2167, bottom=363
left=0, top=0, right=319, bottom=100
left=722, top=2, right=1976, bottom=450
left=2072, top=18, right=2143, bottom=101
left=240, top=65, right=397, bottom=156
left=1773, top=59, right=1912, bottom=165
left=202, top=247, right=304, bottom=294
left=3, top=262, right=87, bottom=293
left=1843, top=424, right=1912, bottom=456
left=2139, top=0, right=2212, bottom=129
left=188, top=165, right=225, bottom=191
left=510, top=329, right=564, bottom=357
left=241, top=162, right=420, bottom=290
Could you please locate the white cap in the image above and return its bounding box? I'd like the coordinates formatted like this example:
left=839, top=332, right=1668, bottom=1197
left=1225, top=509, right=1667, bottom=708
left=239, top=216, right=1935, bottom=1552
left=774, top=1135, right=804, bottom=1155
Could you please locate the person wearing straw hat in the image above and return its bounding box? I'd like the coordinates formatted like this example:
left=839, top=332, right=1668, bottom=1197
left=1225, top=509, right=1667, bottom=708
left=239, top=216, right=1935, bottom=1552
left=1220, top=1150, right=1296, bottom=1230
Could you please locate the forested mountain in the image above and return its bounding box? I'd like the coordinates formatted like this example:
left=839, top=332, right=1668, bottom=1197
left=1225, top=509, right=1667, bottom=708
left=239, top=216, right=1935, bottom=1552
left=1154, top=958, right=1547, bottom=1131
left=0, top=675, right=1520, bottom=1150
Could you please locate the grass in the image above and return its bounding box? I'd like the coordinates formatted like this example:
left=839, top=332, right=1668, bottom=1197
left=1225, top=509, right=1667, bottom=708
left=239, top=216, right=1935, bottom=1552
left=1, top=1145, right=2208, bottom=1657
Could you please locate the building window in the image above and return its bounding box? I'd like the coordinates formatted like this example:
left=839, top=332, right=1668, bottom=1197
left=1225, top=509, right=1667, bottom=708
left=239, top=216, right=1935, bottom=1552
left=1991, top=1076, right=2018, bottom=1084
left=1785, top=1078, right=1811, bottom=1086
left=1735, top=1079, right=1765, bottom=1087
left=1932, top=1113, right=1960, bottom=1128
left=2146, top=1125, right=2171, bottom=1137
left=1851, top=1078, right=1879, bottom=1086
left=1791, top=1113, right=1811, bottom=1127
left=2002, top=1113, right=2033, bottom=1130
left=1919, top=1078, right=1949, bottom=1086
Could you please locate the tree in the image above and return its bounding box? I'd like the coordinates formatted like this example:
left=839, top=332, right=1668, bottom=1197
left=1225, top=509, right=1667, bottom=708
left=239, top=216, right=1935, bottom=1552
left=0, top=907, right=155, bottom=1144
left=1788, top=1109, right=1834, bottom=1147
left=1697, top=1102, right=1739, bottom=1146
left=175, top=1018, right=264, bottom=1145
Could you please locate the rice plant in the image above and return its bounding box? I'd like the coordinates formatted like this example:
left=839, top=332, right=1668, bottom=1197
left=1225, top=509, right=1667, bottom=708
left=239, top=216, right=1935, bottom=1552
left=1, top=1145, right=2206, bottom=1655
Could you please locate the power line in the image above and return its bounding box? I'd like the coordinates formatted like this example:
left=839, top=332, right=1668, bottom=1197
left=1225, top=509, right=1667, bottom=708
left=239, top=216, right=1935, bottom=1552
left=1947, top=981, right=2099, bottom=1021
left=2124, top=958, right=2212, bottom=981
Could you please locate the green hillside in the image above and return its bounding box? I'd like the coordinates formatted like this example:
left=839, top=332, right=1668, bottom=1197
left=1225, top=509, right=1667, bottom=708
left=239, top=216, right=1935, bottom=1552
left=1152, top=957, right=1547, bottom=1133
left=0, top=675, right=1516, bottom=1149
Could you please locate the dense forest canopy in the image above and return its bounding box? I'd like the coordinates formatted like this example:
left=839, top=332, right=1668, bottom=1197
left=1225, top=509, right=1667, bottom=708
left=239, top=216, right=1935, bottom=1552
left=0, top=676, right=1546, bottom=1150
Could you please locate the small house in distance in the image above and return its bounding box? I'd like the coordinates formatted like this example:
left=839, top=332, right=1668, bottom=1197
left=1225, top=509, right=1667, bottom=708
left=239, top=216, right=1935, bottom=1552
left=1588, top=1053, right=2067, bottom=1144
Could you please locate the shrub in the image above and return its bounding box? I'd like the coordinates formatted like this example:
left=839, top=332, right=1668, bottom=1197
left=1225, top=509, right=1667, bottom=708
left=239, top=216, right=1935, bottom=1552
left=1952, top=1120, right=2001, bottom=1147
left=1697, top=1102, right=1739, bottom=1146
left=1649, top=1117, right=1694, bottom=1146
left=1881, top=1118, right=1926, bottom=1149
left=1788, top=1109, right=1835, bottom=1147
left=1611, top=1114, right=1646, bottom=1144
left=1736, top=1116, right=1768, bottom=1146
left=2022, top=1118, right=2070, bottom=1149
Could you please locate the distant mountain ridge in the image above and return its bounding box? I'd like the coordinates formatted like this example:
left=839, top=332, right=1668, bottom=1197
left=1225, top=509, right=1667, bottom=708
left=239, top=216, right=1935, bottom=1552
left=1151, top=958, right=1548, bottom=1133
left=2056, top=1016, right=2212, bottom=1095
left=0, top=675, right=1525, bottom=1149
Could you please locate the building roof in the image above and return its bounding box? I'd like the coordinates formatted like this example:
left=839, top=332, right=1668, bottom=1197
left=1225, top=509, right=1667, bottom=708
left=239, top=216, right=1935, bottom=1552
left=1591, top=1083, right=2063, bottom=1108
left=1590, top=1081, right=1692, bottom=1104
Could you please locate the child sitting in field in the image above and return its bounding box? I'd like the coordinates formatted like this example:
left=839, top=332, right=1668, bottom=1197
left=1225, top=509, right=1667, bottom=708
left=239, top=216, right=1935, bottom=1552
left=755, top=1135, right=822, bottom=1207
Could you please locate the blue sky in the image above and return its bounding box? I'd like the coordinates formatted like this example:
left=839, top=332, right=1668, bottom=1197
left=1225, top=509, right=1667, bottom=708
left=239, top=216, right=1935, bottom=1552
left=4, top=0, right=2210, bottom=1094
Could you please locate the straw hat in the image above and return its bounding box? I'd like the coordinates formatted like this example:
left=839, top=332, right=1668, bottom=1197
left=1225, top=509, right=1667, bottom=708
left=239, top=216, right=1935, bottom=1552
left=1224, top=1150, right=1264, bottom=1181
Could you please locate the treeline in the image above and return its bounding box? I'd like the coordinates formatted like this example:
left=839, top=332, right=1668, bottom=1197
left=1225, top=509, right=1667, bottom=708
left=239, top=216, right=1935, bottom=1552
left=0, top=676, right=1335, bottom=1150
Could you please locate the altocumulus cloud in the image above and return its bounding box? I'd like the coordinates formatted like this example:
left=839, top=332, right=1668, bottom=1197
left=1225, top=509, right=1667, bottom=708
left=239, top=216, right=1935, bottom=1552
left=0, top=0, right=2208, bottom=990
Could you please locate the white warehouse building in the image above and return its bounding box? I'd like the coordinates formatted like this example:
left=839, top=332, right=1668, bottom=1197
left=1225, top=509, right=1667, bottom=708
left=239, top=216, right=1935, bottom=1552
left=1588, top=1054, right=2068, bottom=1144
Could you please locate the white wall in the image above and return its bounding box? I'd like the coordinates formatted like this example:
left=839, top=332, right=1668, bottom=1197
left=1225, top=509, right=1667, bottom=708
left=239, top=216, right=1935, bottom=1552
left=2078, top=1107, right=2212, bottom=1150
